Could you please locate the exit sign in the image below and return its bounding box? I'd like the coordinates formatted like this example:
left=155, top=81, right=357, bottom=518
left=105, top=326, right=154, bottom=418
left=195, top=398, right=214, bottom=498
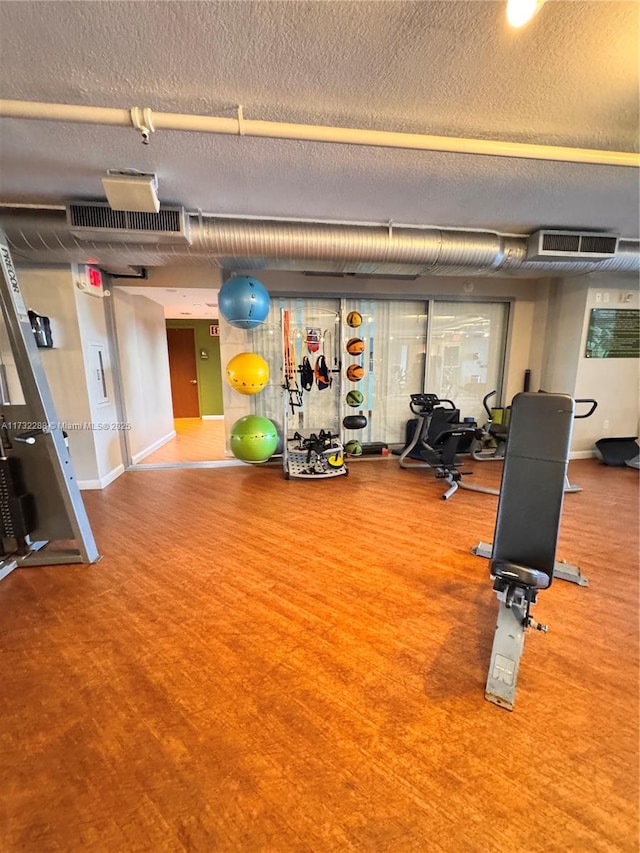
left=209, top=324, right=220, bottom=336
left=88, top=267, right=102, bottom=289
left=74, top=264, right=106, bottom=298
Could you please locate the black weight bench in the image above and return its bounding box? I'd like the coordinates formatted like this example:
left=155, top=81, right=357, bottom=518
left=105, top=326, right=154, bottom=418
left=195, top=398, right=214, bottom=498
left=485, top=392, right=574, bottom=710
left=492, top=560, right=551, bottom=592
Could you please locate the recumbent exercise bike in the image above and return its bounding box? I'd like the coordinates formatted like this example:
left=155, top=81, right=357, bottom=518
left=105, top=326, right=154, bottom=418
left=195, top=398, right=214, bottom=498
left=398, top=393, right=481, bottom=500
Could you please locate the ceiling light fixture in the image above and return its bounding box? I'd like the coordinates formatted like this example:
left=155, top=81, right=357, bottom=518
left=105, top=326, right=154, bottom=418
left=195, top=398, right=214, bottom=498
left=101, top=170, right=160, bottom=213
left=506, top=0, right=545, bottom=27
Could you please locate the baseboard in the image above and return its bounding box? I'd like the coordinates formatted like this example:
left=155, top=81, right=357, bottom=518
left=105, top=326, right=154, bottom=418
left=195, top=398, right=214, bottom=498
left=201, top=415, right=224, bottom=420
left=130, top=459, right=245, bottom=470
left=78, top=463, right=125, bottom=490
left=131, top=430, right=177, bottom=464
left=570, top=450, right=597, bottom=460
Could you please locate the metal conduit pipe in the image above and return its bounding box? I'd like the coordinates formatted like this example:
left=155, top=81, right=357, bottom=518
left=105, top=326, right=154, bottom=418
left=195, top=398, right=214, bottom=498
left=598, top=248, right=639, bottom=272
left=192, top=222, right=638, bottom=274
left=1, top=99, right=639, bottom=168
left=193, top=219, right=515, bottom=269
left=1, top=212, right=638, bottom=275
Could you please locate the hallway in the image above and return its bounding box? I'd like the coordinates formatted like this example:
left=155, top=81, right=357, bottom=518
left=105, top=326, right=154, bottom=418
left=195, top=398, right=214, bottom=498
left=139, top=418, right=228, bottom=464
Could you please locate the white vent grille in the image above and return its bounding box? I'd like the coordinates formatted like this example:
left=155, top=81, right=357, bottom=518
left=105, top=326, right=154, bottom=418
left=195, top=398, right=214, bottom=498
left=67, top=202, right=191, bottom=244
left=527, top=230, right=619, bottom=261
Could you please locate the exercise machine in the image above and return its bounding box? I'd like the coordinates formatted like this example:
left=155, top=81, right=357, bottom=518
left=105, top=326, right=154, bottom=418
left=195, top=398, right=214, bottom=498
left=564, top=397, right=598, bottom=492
left=398, top=393, right=479, bottom=500
left=484, top=392, right=574, bottom=710
left=470, top=391, right=509, bottom=461
left=464, top=393, right=597, bottom=497
left=0, top=232, right=99, bottom=581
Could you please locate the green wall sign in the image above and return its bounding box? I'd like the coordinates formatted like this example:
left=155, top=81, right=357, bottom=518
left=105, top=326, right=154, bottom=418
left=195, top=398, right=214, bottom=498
left=585, top=309, right=639, bottom=359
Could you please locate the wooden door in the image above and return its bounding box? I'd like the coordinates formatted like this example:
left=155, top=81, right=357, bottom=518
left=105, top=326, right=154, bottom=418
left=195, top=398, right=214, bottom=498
left=167, top=328, right=200, bottom=418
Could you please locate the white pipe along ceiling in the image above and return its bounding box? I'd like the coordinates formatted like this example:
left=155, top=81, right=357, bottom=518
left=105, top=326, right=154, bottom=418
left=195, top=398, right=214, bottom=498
left=1, top=99, right=639, bottom=169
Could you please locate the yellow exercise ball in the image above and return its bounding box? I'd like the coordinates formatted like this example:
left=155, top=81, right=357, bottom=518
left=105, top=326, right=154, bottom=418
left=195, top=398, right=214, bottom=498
left=226, top=352, right=270, bottom=395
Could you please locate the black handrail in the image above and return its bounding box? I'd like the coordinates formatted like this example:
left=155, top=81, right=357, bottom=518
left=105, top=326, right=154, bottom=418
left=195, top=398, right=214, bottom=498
left=574, top=398, right=598, bottom=419
left=409, top=393, right=456, bottom=416
left=483, top=390, right=597, bottom=420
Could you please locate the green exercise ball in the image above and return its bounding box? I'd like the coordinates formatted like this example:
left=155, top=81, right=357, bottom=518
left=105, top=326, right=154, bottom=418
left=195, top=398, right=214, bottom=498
left=345, top=439, right=363, bottom=456
left=230, top=415, right=279, bottom=463
left=346, top=389, right=364, bottom=407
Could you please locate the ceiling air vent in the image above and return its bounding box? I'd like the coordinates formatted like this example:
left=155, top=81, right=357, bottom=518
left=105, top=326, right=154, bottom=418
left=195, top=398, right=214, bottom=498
left=526, top=230, right=619, bottom=261
left=67, top=202, right=191, bottom=244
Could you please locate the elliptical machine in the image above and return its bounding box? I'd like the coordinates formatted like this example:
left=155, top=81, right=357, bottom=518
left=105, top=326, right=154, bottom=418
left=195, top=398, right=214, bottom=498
left=464, top=393, right=598, bottom=496
left=398, top=393, right=480, bottom=500
left=470, top=391, right=509, bottom=461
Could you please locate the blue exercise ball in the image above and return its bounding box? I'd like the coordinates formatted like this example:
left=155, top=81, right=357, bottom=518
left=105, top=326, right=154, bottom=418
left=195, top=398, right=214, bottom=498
left=219, top=276, right=270, bottom=330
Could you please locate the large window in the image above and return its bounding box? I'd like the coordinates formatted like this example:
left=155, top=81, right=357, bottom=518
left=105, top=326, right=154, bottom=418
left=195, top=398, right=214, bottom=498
left=425, top=301, right=509, bottom=423
left=249, top=296, right=509, bottom=446
left=342, top=299, right=428, bottom=445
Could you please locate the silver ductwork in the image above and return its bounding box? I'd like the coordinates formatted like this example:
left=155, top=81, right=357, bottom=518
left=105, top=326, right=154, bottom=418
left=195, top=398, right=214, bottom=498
left=1, top=210, right=638, bottom=277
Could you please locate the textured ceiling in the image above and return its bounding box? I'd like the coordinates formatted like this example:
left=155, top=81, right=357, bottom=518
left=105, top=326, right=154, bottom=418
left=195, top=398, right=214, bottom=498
left=0, top=0, right=639, bottom=241
left=120, top=286, right=219, bottom=319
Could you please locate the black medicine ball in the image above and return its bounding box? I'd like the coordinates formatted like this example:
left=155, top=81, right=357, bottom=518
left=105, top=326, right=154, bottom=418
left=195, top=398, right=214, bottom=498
left=343, top=414, right=367, bottom=430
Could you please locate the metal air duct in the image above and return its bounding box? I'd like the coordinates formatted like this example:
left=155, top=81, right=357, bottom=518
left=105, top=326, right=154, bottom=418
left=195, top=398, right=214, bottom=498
left=0, top=210, right=638, bottom=277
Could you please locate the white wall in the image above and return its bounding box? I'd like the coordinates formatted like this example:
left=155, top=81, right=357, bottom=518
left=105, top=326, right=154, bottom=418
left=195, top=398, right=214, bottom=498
left=17, top=266, right=128, bottom=488
left=112, top=288, right=175, bottom=462
left=15, top=266, right=177, bottom=481
left=73, top=275, right=124, bottom=486
left=573, top=275, right=639, bottom=453
left=541, top=274, right=639, bottom=454
left=523, top=278, right=551, bottom=392
left=540, top=279, right=588, bottom=395
left=17, top=267, right=101, bottom=486
left=143, top=265, right=223, bottom=289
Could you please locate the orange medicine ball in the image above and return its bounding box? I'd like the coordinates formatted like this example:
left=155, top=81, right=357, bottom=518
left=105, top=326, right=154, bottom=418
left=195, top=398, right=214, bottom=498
left=346, top=337, right=365, bottom=355
left=346, top=363, right=364, bottom=382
